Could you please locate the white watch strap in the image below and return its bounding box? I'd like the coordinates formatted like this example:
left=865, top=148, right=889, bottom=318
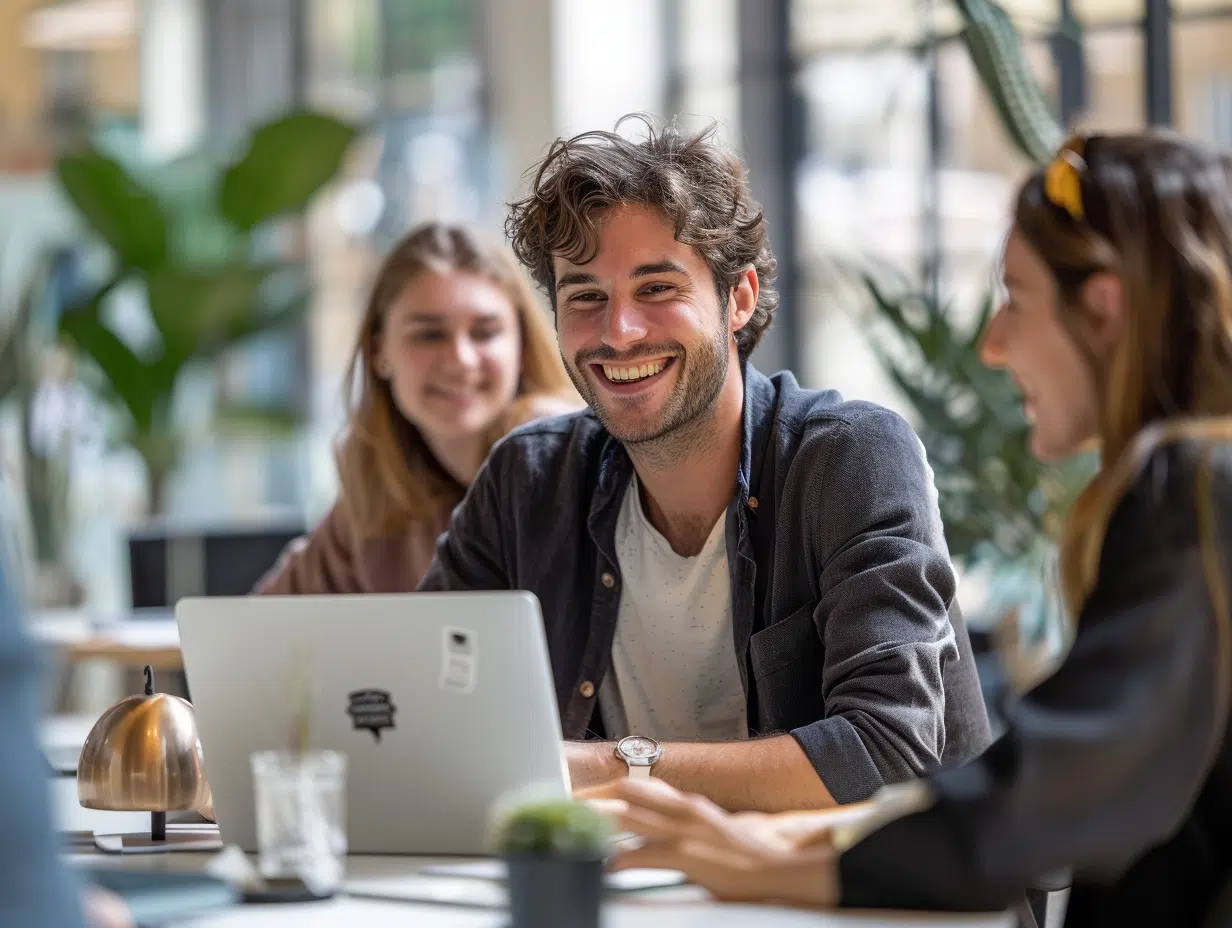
left=628, top=763, right=652, bottom=779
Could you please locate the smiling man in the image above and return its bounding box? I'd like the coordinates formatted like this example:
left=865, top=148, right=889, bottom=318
left=419, top=119, right=990, bottom=811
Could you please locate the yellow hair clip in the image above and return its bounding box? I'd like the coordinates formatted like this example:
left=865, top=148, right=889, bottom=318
left=1043, top=137, right=1088, bottom=222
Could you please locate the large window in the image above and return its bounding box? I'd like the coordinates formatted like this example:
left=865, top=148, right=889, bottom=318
left=791, top=0, right=1232, bottom=411
left=1176, top=17, right=1232, bottom=143
left=300, top=0, right=490, bottom=515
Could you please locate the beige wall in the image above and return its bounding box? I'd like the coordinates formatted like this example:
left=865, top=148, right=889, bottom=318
left=0, top=0, right=139, bottom=171
left=0, top=0, right=48, bottom=156
left=94, top=45, right=141, bottom=115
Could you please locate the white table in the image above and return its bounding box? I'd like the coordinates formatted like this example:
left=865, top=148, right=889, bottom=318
left=62, top=847, right=1013, bottom=928
left=47, top=736, right=1012, bottom=928
left=184, top=897, right=1014, bottom=927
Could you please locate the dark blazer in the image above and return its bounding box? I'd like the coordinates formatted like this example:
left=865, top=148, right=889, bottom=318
left=0, top=556, right=84, bottom=926
left=422, top=362, right=991, bottom=801
left=841, top=439, right=1232, bottom=926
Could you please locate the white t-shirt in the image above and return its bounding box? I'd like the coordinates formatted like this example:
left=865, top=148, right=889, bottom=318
left=598, top=476, right=749, bottom=743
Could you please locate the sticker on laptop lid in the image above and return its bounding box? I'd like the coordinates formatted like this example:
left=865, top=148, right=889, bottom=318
left=439, top=627, right=477, bottom=694
left=347, top=689, right=397, bottom=741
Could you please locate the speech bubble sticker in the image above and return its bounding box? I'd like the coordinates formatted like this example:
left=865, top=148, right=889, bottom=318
left=347, top=689, right=397, bottom=741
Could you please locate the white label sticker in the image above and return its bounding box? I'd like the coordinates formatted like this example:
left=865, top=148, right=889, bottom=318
left=439, top=626, right=478, bottom=694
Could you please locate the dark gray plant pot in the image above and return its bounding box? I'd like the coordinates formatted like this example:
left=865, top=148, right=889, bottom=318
left=504, top=853, right=604, bottom=928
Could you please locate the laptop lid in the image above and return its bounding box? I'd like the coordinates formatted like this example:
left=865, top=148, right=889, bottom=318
left=175, top=591, right=569, bottom=855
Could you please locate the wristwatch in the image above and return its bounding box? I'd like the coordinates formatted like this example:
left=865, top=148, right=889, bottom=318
left=615, top=735, right=662, bottom=779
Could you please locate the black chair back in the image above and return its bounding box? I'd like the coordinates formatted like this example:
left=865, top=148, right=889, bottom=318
left=128, top=521, right=304, bottom=609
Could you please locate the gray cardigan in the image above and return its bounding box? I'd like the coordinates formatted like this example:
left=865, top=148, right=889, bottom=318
left=422, top=363, right=991, bottom=801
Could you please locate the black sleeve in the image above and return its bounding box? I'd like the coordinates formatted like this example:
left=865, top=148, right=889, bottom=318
left=841, top=447, right=1230, bottom=910
left=790, top=407, right=959, bottom=801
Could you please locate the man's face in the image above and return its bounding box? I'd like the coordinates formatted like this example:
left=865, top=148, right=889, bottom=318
left=553, top=205, right=735, bottom=447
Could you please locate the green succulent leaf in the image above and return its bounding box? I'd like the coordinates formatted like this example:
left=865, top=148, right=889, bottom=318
left=489, top=797, right=611, bottom=858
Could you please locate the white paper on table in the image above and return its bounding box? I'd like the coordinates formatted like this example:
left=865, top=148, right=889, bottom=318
left=417, top=860, right=685, bottom=891
left=101, top=620, right=181, bottom=649
left=346, top=873, right=508, bottom=909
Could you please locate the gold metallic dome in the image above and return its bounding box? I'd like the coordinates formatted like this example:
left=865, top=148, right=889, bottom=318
left=77, top=666, right=211, bottom=820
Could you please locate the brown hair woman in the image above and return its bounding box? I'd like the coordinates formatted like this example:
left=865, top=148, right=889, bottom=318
left=258, top=221, right=578, bottom=594
left=590, top=131, right=1232, bottom=927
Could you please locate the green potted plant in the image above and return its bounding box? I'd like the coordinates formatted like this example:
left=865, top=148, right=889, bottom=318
left=857, top=269, right=1096, bottom=694
left=52, top=108, right=357, bottom=513
left=489, top=794, right=611, bottom=928
left=860, top=274, right=1094, bottom=571
left=857, top=0, right=1087, bottom=686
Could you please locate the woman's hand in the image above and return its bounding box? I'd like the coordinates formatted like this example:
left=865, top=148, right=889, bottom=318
left=580, top=777, right=840, bottom=909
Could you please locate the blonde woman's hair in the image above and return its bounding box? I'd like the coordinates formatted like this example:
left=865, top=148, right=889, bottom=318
left=336, top=222, right=573, bottom=536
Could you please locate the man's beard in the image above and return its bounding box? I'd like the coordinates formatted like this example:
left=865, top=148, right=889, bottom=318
left=564, top=325, right=730, bottom=452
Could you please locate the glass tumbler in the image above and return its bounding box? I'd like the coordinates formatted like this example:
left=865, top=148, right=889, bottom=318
left=251, top=750, right=348, bottom=896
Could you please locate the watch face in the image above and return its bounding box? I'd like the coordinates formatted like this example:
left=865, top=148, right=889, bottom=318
left=619, top=735, right=661, bottom=762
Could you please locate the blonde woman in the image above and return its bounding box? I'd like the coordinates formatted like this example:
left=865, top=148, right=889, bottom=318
left=258, top=222, right=577, bottom=594
left=592, top=132, right=1232, bottom=926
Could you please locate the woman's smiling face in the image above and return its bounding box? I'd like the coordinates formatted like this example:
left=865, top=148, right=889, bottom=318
left=375, top=269, right=523, bottom=444
left=980, top=228, right=1102, bottom=462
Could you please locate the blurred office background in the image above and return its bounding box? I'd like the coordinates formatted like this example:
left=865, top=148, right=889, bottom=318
left=1, top=0, right=1230, bottom=644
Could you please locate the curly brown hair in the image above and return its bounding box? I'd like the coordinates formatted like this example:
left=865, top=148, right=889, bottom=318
left=505, top=116, right=778, bottom=358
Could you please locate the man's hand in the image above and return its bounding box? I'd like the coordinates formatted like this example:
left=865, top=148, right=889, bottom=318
left=580, top=778, right=840, bottom=908
left=564, top=740, right=625, bottom=791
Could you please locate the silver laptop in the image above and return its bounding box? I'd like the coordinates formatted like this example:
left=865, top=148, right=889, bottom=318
left=175, top=591, right=569, bottom=855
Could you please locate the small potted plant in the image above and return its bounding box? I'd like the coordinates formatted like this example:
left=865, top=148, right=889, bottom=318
left=489, top=793, right=611, bottom=928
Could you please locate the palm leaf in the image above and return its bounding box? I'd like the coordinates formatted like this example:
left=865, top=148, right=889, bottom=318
left=857, top=273, right=1092, bottom=568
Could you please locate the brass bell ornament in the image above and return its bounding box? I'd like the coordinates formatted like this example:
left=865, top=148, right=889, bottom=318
left=78, top=665, right=214, bottom=850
